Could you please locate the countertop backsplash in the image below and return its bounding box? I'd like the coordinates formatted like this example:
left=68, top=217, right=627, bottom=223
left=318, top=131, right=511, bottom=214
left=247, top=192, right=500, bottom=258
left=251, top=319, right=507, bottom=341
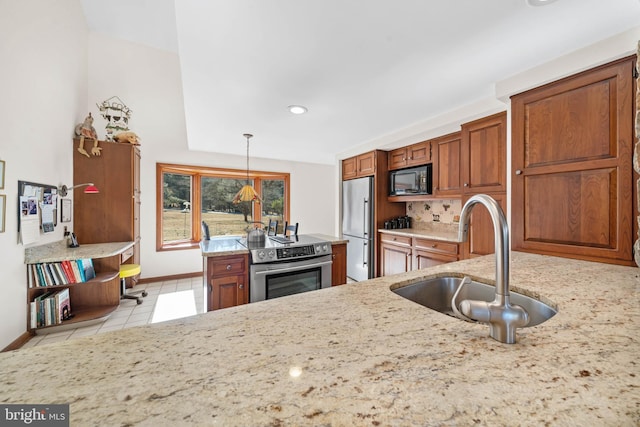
left=407, top=199, right=462, bottom=229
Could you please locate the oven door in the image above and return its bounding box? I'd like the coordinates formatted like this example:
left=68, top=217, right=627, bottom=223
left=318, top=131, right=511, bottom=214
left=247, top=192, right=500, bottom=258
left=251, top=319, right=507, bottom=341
left=250, top=255, right=332, bottom=302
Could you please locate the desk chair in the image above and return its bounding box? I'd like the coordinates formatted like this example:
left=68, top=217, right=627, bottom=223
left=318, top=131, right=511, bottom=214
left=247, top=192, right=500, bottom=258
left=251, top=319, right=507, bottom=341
left=267, top=220, right=278, bottom=236
left=120, top=264, right=147, bottom=305
left=282, top=221, right=298, bottom=237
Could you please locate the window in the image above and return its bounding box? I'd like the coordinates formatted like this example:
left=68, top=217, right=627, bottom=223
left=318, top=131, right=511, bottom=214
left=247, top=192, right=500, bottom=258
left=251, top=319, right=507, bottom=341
left=157, top=163, right=290, bottom=251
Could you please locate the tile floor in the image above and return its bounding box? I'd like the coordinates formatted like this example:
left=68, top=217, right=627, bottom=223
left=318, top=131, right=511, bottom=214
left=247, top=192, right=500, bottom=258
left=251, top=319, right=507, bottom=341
left=22, top=277, right=204, bottom=349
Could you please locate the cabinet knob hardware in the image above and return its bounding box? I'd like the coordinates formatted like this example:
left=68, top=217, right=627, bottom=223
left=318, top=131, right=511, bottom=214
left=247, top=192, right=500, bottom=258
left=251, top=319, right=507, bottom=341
left=432, top=244, right=437, bottom=248
left=226, top=264, right=232, bottom=270
left=239, top=284, right=243, bottom=289
left=515, top=169, right=523, bottom=175
left=464, top=183, right=469, bottom=187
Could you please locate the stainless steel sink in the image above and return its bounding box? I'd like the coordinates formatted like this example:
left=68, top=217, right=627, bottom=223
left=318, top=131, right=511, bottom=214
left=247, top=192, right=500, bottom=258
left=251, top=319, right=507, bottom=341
left=392, top=276, right=557, bottom=327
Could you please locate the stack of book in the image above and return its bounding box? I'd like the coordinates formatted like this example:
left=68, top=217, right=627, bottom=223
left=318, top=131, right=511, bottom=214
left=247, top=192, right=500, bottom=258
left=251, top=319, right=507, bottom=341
left=30, top=288, right=71, bottom=328
left=27, top=259, right=95, bottom=288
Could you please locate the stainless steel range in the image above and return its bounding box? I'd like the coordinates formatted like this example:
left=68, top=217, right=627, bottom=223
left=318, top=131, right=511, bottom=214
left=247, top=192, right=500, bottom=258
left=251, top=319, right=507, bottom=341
left=238, top=235, right=333, bottom=302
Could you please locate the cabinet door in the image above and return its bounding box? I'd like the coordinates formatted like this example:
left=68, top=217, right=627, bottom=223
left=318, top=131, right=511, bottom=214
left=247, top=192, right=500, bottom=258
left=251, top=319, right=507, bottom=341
left=380, top=242, right=412, bottom=276
left=414, top=250, right=455, bottom=269
left=511, top=57, right=635, bottom=265
left=342, top=157, right=357, bottom=180
left=388, top=148, right=408, bottom=170
left=211, top=275, right=246, bottom=310
left=462, top=192, right=507, bottom=259
left=331, top=243, right=347, bottom=286
left=357, top=151, right=376, bottom=176
left=461, top=112, right=506, bottom=194
left=406, top=141, right=431, bottom=166
left=433, top=132, right=462, bottom=197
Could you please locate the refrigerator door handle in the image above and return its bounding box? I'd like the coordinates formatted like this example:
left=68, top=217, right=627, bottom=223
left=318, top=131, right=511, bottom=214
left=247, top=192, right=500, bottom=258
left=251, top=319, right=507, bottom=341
left=363, top=241, right=368, bottom=266
left=363, top=199, right=369, bottom=237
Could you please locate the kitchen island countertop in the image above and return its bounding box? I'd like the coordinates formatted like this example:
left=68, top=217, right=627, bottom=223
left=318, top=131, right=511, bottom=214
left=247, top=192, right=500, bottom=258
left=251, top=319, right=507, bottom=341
left=1, top=252, right=638, bottom=426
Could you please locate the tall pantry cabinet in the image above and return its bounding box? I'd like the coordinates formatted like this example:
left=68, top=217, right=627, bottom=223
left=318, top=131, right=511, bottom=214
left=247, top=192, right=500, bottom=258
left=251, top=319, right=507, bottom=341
left=73, top=140, right=141, bottom=267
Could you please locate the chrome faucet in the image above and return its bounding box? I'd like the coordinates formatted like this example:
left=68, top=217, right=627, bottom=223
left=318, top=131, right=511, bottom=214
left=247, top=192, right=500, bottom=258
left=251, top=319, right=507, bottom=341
left=454, top=194, right=529, bottom=344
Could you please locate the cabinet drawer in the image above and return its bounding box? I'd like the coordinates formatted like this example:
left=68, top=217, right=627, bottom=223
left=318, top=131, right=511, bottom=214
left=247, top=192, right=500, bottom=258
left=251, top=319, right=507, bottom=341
left=121, top=246, right=134, bottom=263
left=380, top=233, right=412, bottom=246
left=211, top=256, right=246, bottom=276
left=413, top=238, right=458, bottom=256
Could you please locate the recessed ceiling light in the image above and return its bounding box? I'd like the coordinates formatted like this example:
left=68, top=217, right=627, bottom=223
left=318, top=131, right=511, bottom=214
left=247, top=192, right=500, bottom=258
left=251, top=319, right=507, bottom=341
left=526, top=0, right=558, bottom=6
left=288, top=105, right=308, bottom=115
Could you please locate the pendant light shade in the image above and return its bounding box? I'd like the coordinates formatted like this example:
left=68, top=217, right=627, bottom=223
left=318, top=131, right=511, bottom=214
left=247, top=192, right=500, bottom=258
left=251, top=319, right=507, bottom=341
left=232, top=133, right=262, bottom=204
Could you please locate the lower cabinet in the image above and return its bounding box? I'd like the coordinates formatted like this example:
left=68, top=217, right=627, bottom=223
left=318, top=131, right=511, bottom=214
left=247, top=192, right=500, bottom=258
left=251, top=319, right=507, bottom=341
left=331, top=243, right=347, bottom=286
left=413, top=237, right=459, bottom=269
left=205, top=254, right=248, bottom=311
left=380, top=232, right=459, bottom=276
left=380, top=234, right=412, bottom=275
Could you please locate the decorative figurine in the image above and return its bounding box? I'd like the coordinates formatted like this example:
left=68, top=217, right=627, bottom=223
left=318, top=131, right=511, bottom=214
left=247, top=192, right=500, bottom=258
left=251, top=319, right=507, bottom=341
left=74, top=113, right=102, bottom=157
left=113, top=131, right=141, bottom=145
left=97, top=96, right=132, bottom=141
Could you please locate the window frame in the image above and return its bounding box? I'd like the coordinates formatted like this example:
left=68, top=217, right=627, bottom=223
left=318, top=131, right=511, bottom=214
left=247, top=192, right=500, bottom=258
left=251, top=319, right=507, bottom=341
left=156, top=163, right=290, bottom=251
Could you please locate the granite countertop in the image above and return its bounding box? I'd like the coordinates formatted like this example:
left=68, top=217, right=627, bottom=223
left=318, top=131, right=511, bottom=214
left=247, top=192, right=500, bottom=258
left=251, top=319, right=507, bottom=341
left=24, top=240, right=134, bottom=264
left=200, top=235, right=249, bottom=257
left=378, top=227, right=459, bottom=242
left=1, top=252, right=639, bottom=425
left=200, top=234, right=347, bottom=257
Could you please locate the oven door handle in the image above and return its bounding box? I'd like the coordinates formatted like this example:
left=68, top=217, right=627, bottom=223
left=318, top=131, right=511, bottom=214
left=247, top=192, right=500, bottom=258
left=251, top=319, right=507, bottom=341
left=254, top=260, right=333, bottom=276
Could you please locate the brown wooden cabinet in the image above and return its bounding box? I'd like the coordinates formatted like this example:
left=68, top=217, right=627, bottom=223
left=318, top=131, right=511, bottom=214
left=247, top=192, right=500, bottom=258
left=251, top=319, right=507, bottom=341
left=342, top=151, right=377, bottom=180
left=73, top=140, right=141, bottom=265
left=388, top=141, right=432, bottom=170
left=432, top=132, right=462, bottom=197
left=331, top=242, right=347, bottom=286
left=380, top=232, right=460, bottom=276
left=511, top=56, right=636, bottom=266
left=461, top=112, right=507, bottom=194
left=205, top=254, right=248, bottom=311
left=413, top=237, right=459, bottom=268
left=380, top=234, right=412, bottom=276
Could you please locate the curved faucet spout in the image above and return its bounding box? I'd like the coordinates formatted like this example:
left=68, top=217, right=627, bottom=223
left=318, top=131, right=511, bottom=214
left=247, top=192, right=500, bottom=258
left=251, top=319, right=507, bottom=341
left=458, top=194, right=509, bottom=297
left=456, top=194, right=529, bottom=344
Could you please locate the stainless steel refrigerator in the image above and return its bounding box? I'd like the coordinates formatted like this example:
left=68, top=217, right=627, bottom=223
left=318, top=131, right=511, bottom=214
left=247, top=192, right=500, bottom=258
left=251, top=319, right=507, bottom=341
left=342, top=176, right=374, bottom=282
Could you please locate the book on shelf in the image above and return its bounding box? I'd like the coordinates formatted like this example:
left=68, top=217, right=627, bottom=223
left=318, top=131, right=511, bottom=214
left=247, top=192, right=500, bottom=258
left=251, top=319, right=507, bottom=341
left=61, top=261, right=77, bottom=283
left=80, top=258, right=96, bottom=281
left=30, top=289, right=72, bottom=329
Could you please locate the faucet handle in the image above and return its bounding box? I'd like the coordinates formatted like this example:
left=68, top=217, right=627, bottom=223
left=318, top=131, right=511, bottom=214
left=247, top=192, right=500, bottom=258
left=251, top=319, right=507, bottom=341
left=451, top=277, right=476, bottom=322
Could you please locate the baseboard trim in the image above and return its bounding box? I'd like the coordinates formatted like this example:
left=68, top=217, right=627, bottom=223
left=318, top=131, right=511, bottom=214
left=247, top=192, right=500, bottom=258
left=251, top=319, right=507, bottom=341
left=2, top=331, right=34, bottom=353
left=138, top=271, right=202, bottom=284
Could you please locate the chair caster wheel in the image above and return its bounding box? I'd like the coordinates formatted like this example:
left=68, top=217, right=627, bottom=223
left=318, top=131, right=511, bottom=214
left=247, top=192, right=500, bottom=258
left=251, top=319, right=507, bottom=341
left=142, top=291, right=148, bottom=297
left=136, top=299, right=143, bottom=305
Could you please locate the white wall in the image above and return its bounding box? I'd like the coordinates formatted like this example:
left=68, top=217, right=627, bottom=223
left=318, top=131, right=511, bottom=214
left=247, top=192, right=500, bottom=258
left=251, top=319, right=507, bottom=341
left=87, top=33, right=336, bottom=279
left=0, top=0, right=88, bottom=349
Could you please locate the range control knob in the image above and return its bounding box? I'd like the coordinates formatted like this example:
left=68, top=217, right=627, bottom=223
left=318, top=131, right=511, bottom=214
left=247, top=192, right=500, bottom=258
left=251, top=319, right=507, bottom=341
left=268, top=250, right=276, bottom=259
left=257, top=251, right=266, bottom=259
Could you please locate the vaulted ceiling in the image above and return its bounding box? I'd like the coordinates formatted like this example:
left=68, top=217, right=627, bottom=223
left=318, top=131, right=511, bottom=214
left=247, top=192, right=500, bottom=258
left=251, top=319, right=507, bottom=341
left=81, top=0, right=640, bottom=164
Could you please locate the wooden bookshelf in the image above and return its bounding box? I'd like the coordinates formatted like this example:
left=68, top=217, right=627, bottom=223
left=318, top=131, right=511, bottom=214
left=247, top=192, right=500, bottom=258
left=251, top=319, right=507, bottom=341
left=25, top=240, right=134, bottom=333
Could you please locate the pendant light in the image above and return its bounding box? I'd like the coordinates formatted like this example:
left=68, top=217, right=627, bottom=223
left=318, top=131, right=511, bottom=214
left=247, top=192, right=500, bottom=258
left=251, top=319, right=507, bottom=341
left=232, top=133, right=262, bottom=204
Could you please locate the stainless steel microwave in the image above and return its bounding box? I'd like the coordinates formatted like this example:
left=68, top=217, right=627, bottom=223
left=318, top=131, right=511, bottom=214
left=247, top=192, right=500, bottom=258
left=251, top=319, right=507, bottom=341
left=389, top=164, right=432, bottom=196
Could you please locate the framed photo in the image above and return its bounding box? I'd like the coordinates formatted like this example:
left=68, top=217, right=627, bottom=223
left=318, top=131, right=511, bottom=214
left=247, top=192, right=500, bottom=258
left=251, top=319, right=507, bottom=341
left=0, top=194, right=5, bottom=233
left=0, top=160, right=4, bottom=189
left=61, top=198, right=72, bottom=222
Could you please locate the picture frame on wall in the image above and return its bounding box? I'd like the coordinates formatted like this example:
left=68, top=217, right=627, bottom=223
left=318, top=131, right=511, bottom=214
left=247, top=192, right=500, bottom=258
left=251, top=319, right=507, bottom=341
left=0, top=194, right=5, bottom=233
left=61, top=198, right=71, bottom=223
left=0, top=160, right=5, bottom=190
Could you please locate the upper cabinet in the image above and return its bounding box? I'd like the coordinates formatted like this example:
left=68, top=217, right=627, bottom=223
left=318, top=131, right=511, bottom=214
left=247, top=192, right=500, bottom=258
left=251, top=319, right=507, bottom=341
left=388, top=141, right=432, bottom=170
left=432, top=131, right=462, bottom=198
left=511, top=56, right=636, bottom=266
left=342, top=151, right=377, bottom=180
left=461, top=112, right=507, bottom=194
